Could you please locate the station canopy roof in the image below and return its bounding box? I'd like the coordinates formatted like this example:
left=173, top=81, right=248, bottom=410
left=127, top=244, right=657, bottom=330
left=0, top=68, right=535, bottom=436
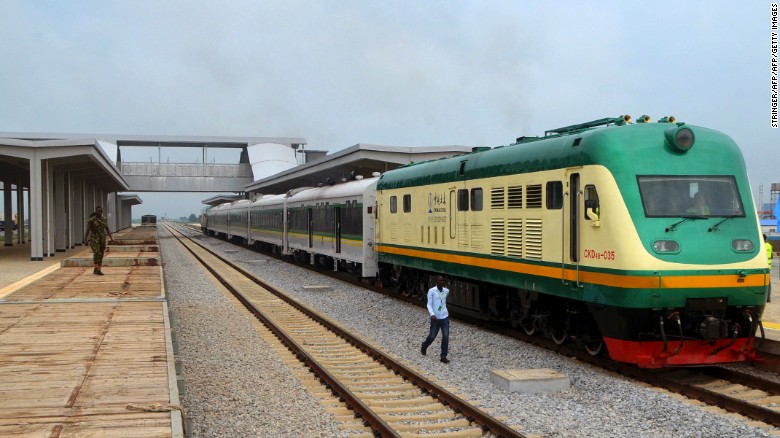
left=0, top=136, right=128, bottom=192
left=117, top=194, right=143, bottom=205
left=244, top=143, right=474, bottom=195
left=201, top=194, right=242, bottom=207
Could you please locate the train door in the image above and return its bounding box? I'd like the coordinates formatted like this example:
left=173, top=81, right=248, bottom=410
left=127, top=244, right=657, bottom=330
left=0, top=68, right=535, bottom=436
left=227, top=210, right=232, bottom=238
left=246, top=209, right=252, bottom=244
left=363, top=187, right=378, bottom=277
left=307, top=208, right=313, bottom=248
left=569, top=172, right=580, bottom=285
left=282, top=203, right=289, bottom=255
left=335, top=205, right=341, bottom=253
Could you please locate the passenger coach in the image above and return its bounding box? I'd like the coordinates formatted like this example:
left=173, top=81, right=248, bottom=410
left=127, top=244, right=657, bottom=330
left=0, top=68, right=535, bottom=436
left=285, top=176, right=378, bottom=277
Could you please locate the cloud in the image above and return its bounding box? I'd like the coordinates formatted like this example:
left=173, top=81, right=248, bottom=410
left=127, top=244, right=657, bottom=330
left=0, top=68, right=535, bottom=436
left=0, top=2, right=775, bottom=217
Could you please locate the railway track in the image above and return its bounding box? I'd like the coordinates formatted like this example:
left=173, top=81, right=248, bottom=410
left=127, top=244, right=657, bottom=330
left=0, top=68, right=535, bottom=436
left=171, top=222, right=780, bottom=430
left=162, top=222, right=524, bottom=437
left=494, top=326, right=780, bottom=428
left=657, top=367, right=780, bottom=420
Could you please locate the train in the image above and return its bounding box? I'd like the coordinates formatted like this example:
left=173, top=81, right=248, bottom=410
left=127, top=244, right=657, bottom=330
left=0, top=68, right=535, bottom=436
left=141, top=215, right=157, bottom=226
left=201, top=115, right=768, bottom=368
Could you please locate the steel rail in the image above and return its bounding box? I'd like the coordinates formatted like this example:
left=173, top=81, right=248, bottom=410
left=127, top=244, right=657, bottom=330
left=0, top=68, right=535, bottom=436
left=495, top=326, right=780, bottom=428
left=182, top=221, right=780, bottom=430
left=165, top=222, right=524, bottom=438
left=163, top=224, right=399, bottom=437
left=699, top=366, right=780, bottom=395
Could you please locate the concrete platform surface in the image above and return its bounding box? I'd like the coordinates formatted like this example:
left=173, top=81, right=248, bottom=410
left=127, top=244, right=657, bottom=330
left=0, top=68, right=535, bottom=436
left=759, top=258, right=780, bottom=342
left=0, top=243, right=89, bottom=292
left=0, top=226, right=183, bottom=437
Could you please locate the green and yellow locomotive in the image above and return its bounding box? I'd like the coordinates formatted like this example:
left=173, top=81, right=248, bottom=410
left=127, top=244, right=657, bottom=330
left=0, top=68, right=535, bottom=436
left=375, top=116, right=767, bottom=367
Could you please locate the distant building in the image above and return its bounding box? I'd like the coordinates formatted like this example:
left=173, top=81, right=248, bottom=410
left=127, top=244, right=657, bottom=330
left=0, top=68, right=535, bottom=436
left=761, top=218, right=777, bottom=235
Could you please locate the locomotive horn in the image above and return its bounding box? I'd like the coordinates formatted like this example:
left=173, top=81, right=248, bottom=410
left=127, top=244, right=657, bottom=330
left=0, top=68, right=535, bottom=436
left=614, top=115, right=632, bottom=125
left=637, top=115, right=651, bottom=123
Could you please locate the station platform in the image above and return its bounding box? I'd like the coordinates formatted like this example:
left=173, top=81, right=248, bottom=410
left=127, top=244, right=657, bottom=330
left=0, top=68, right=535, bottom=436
left=759, top=262, right=780, bottom=342
left=0, top=226, right=183, bottom=437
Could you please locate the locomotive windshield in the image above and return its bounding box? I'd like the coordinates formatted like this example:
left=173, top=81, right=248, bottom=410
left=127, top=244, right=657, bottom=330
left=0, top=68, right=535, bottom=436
left=637, top=175, right=745, bottom=218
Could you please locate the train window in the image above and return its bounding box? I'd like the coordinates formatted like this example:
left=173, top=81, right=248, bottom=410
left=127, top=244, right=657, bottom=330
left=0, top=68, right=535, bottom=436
left=342, top=203, right=361, bottom=237
left=546, top=181, right=563, bottom=209
left=457, top=189, right=469, bottom=211
left=584, top=185, right=600, bottom=220
left=471, top=188, right=483, bottom=211
left=508, top=186, right=523, bottom=209
left=403, top=194, right=412, bottom=213
left=637, top=175, right=745, bottom=218
left=526, top=184, right=543, bottom=208
left=390, top=196, right=397, bottom=213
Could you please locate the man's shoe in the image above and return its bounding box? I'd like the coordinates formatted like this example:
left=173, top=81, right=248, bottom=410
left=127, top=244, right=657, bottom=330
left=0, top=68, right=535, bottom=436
left=95, top=270, right=104, bottom=276
left=421, top=344, right=427, bottom=356
left=440, top=358, right=449, bottom=364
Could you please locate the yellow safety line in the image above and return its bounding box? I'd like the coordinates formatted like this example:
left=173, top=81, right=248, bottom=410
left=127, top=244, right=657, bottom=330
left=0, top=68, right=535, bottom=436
left=763, top=320, right=780, bottom=331
left=0, top=262, right=61, bottom=299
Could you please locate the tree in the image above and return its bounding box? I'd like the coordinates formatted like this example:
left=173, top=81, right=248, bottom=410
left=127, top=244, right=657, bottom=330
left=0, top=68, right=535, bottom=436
left=188, top=213, right=198, bottom=223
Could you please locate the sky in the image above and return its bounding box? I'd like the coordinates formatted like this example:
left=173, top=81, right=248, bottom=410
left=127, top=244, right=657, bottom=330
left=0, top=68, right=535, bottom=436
left=0, top=1, right=777, bottom=219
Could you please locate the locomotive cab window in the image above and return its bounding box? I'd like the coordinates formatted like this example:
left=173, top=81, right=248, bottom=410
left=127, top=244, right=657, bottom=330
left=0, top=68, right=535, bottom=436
left=584, top=185, right=599, bottom=220
left=637, top=175, right=745, bottom=218
left=390, top=196, right=397, bottom=213
left=403, top=194, right=412, bottom=213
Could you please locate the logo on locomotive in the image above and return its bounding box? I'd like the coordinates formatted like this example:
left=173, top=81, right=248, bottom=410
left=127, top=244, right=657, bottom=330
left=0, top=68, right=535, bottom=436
left=428, top=192, right=447, bottom=223
left=428, top=192, right=447, bottom=214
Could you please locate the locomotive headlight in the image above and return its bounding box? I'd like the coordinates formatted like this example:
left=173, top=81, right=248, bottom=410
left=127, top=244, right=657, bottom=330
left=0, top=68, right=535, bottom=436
left=731, top=239, right=755, bottom=252
left=653, top=240, right=680, bottom=253
left=664, top=125, right=695, bottom=152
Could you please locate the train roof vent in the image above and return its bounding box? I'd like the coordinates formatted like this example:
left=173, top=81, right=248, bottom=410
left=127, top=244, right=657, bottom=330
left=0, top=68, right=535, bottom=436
left=515, top=136, right=539, bottom=144
left=471, top=146, right=491, bottom=153
left=286, top=186, right=313, bottom=197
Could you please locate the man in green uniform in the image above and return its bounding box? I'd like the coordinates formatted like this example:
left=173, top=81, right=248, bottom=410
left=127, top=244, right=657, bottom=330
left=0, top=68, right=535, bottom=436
left=83, top=206, right=113, bottom=275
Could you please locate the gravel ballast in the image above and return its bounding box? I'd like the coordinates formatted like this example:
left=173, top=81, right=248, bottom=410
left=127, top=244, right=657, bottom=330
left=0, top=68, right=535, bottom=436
left=160, top=230, right=347, bottom=437
left=165, top=226, right=778, bottom=437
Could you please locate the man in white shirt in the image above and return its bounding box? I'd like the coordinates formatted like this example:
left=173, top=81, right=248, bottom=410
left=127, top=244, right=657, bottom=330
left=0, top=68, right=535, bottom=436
left=421, top=275, right=450, bottom=364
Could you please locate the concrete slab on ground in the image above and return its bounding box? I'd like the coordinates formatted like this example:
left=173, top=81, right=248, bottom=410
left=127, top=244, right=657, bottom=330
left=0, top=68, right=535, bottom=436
left=107, top=245, right=160, bottom=252
left=490, top=368, right=570, bottom=394
left=62, top=254, right=161, bottom=267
